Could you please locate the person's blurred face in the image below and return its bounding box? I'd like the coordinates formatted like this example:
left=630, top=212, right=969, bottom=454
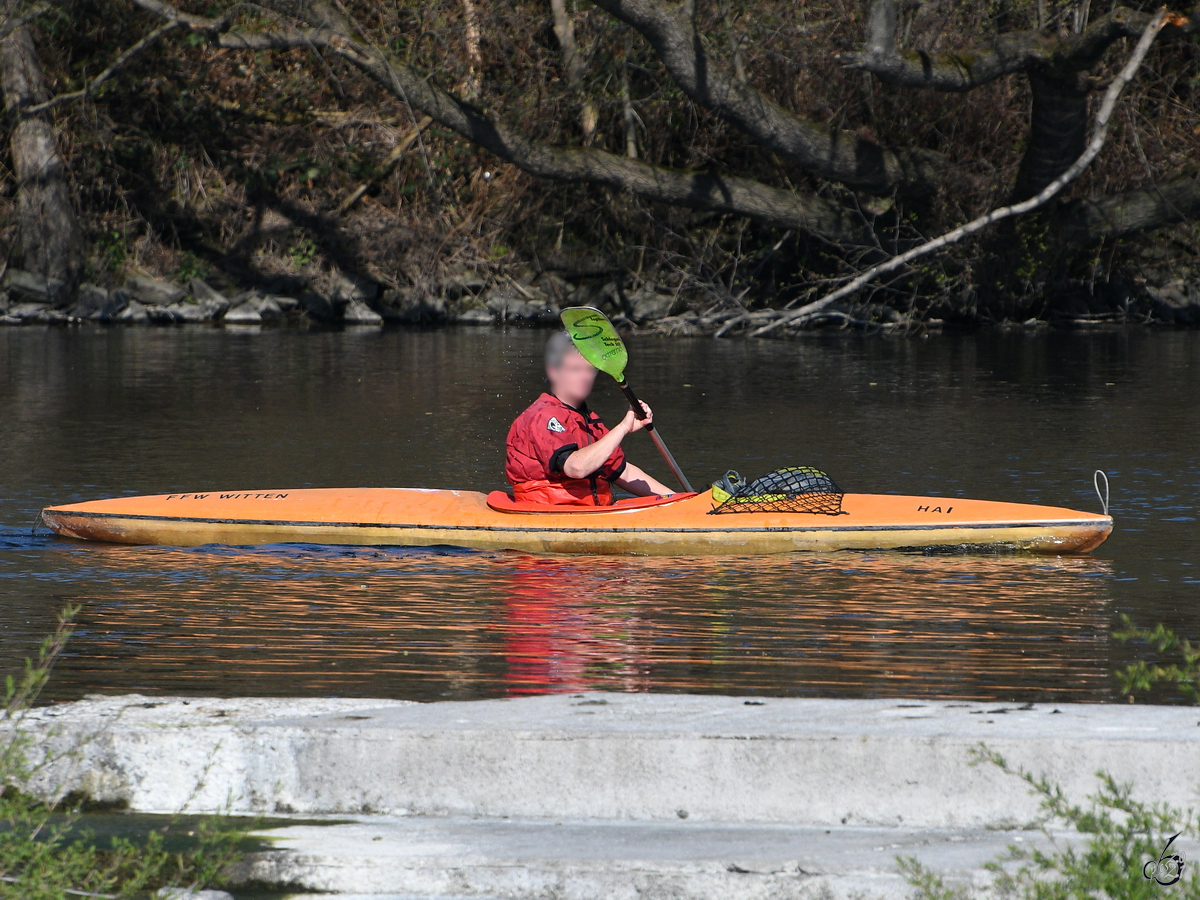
left=547, top=348, right=597, bottom=405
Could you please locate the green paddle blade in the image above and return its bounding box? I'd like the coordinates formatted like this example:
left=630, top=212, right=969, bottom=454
left=560, top=307, right=628, bottom=381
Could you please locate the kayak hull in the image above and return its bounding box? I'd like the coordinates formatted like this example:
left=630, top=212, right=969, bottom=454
left=41, top=488, right=1112, bottom=556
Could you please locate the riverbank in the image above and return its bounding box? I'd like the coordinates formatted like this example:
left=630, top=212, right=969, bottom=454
left=15, top=692, right=1199, bottom=897
left=4, top=266, right=1199, bottom=335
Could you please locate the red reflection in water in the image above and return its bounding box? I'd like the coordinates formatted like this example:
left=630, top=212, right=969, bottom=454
left=502, top=556, right=652, bottom=695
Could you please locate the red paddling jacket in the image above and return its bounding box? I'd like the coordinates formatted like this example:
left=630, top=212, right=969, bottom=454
left=505, top=393, right=627, bottom=506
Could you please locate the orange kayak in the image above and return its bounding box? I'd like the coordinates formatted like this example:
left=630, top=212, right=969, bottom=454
left=41, top=487, right=1112, bottom=556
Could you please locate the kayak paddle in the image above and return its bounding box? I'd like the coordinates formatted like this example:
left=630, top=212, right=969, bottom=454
left=560, top=306, right=695, bottom=493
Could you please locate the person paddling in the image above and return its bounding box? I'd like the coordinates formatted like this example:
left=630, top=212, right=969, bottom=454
left=505, top=331, right=674, bottom=506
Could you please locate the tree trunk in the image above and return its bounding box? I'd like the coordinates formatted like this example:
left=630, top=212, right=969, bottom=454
left=620, top=34, right=636, bottom=159
left=460, top=0, right=482, bottom=98
left=1011, top=73, right=1089, bottom=202
left=550, top=0, right=598, bottom=143
left=1, top=25, right=82, bottom=302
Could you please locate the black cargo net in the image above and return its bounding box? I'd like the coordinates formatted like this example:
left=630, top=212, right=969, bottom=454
left=709, top=467, right=845, bottom=516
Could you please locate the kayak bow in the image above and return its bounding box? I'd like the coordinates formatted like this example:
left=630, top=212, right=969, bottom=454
left=41, top=487, right=1112, bottom=555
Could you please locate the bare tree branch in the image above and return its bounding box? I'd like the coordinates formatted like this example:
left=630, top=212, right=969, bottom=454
left=335, top=114, right=431, bottom=215
left=23, top=19, right=182, bottom=116
left=126, top=0, right=874, bottom=245
left=840, top=0, right=1199, bottom=92
left=131, top=0, right=342, bottom=49
left=588, top=0, right=944, bottom=197
left=751, top=8, right=1173, bottom=338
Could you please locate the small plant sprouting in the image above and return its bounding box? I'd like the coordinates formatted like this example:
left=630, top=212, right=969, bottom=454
left=897, top=854, right=971, bottom=900
left=174, top=252, right=206, bottom=285
left=287, top=235, right=319, bottom=267
left=94, top=229, right=128, bottom=274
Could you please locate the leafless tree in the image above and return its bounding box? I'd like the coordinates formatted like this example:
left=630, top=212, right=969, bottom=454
left=5, top=0, right=1200, bottom=307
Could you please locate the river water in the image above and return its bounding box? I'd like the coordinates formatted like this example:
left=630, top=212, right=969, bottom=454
left=1, top=326, right=1197, bottom=703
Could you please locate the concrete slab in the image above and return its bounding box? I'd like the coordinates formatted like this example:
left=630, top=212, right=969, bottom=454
left=236, top=817, right=1075, bottom=899
left=18, top=692, right=1200, bottom=829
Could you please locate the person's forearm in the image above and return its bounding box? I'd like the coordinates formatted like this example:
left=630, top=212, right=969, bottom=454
left=562, top=425, right=629, bottom=478
left=616, top=464, right=674, bottom=497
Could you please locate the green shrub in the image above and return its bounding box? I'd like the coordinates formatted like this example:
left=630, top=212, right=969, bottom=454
left=1114, top=616, right=1200, bottom=704
left=1, top=607, right=247, bottom=899
left=901, top=744, right=1198, bottom=900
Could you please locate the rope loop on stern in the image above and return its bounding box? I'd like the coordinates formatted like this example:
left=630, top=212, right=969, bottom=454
left=1093, top=470, right=1110, bottom=517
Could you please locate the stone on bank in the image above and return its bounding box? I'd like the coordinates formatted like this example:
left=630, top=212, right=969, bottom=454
left=343, top=298, right=384, bottom=325
left=125, top=274, right=187, bottom=307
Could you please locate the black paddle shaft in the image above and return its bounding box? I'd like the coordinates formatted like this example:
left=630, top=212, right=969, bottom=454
left=616, top=379, right=694, bottom=493
left=618, top=380, right=653, bottom=428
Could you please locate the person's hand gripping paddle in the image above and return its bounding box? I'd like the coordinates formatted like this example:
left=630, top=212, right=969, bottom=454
left=560, top=307, right=694, bottom=493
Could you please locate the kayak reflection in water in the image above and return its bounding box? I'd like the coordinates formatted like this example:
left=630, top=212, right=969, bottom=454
left=505, top=331, right=674, bottom=506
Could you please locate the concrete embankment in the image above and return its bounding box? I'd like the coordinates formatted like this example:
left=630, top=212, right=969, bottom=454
left=16, top=692, right=1199, bottom=898
left=242, top=817, right=1075, bottom=899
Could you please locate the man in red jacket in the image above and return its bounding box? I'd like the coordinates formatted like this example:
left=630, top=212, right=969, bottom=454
left=506, top=331, right=675, bottom=506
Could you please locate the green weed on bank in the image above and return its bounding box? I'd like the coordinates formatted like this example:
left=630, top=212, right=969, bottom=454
left=901, top=744, right=1197, bottom=900
left=0, top=607, right=247, bottom=900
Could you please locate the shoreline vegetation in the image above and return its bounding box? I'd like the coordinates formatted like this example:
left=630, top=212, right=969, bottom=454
left=1, top=1, right=1198, bottom=336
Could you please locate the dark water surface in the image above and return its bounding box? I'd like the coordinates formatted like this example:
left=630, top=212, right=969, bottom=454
left=1, top=327, right=1197, bottom=702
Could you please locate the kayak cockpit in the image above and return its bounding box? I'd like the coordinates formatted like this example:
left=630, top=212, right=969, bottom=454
left=485, top=491, right=700, bottom=514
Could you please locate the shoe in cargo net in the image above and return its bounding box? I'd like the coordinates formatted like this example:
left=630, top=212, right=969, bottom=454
left=708, top=466, right=844, bottom=516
